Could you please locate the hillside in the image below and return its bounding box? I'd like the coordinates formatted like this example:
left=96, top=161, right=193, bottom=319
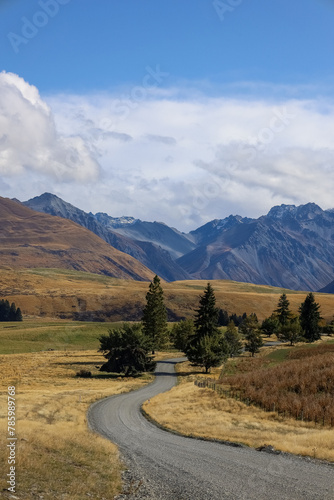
left=22, top=193, right=334, bottom=291
left=178, top=203, right=334, bottom=291
left=1, top=268, right=334, bottom=322
left=0, top=197, right=154, bottom=281
left=319, top=280, right=334, bottom=294
left=23, top=193, right=190, bottom=281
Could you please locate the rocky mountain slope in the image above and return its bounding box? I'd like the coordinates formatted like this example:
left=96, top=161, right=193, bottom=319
left=178, top=203, right=334, bottom=291
left=0, top=197, right=154, bottom=281
left=23, top=193, right=190, bottom=281
left=21, top=194, right=334, bottom=291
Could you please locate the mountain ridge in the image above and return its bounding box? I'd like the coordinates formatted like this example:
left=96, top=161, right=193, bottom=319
left=23, top=193, right=190, bottom=282
left=0, top=196, right=154, bottom=281
left=20, top=193, right=334, bottom=292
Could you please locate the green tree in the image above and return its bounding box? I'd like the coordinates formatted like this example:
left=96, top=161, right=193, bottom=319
left=142, top=275, right=168, bottom=353
left=15, top=307, right=23, bottom=322
left=0, top=299, right=10, bottom=321
left=299, top=293, right=322, bottom=342
left=193, top=283, right=220, bottom=338
left=185, top=283, right=228, bottom=372
left=278, top=318, right=303, bottom=346
left=186, top=335, right=228, bottom=373
left=224, top=321, right=243, bottom=357
left=99, top=323, right=156, bottom=376
left=261, top=315, right=279, bottom=338
left=217, top=309, right=229, bottom=326
left=9, top=303, right=17, bottom=322
left=171, top=319, right=194, bottom=352
left=275, top=293, right=292, bottom=326
left=240, top=313, right=263, bottom=357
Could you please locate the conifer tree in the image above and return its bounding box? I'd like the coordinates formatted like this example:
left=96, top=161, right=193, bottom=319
left=15, top=307, right=23, bottom=322
left=299, top=293, right=321, bottom=342
left=193, top=282, right=220, bottom=339
left=99, top=323, right=156, bottom=376
left=9, top=303, right=17, bottom=321
left=240, top=313, right=263, bottom=357
left=142, top=275, right=168, bottom=353
left=224, top=321, right=243, bottom=357
left=275, top=293, right=292, bottom=326
left=185, top=283, right=228, bottom=372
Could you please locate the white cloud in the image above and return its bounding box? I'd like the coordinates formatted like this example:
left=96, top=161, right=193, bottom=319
left=0, top=72, right=100, bottom=182
left=2, top=73, right=334, bottom=231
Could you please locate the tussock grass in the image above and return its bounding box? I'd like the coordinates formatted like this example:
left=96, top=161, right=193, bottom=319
left=2, top=268, right=334, bottom=322
left=143, top=359, right=334, bottom=462
left=0, top=349, right=152, bottom=499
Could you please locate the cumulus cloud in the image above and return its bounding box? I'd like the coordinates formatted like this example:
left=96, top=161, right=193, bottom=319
left=2, top=73, right=334, bottom=231
left=0, top=72, right=100, bottom=181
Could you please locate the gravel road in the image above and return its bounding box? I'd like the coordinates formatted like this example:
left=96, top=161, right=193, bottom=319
left=88, top=359, right=334, bottom=500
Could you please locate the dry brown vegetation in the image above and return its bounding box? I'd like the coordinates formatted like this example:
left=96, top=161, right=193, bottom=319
left=223, top=344, right=334, bottom=427
left=143, top=346, right=334, bottom=462
left=0, top=349, right=152, bottom=499
left=2, top=267, right=334, bottom=322
left=0, top=196, right=154, bottom=281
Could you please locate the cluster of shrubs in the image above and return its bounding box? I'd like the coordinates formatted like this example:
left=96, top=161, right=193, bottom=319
left=0, top=299, right=22, bottom=322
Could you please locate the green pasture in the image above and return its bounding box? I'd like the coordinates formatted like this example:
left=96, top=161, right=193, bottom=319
left=0, top=320, right=123, bottom=354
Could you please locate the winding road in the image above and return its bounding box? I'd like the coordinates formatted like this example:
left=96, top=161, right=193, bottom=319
left=88, top=359, right=334, bottom=500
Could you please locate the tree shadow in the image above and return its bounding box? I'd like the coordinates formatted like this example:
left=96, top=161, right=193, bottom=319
left=176, top=370, right=207, bottom=377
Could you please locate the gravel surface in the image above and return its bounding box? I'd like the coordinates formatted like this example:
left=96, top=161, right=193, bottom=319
left=88, top=359, right=334, bottom=500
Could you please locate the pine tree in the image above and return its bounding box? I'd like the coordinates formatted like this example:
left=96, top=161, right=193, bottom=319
left=9, top=303, right=17, bottom=321
left=99, top=323, right=156, bottom=376
left=15, top=307, right=23, bottom=322
left=142, top=275, right=168, bottom=353
left=275, top=293, right=292, bottom=326
left=299, top=293, right=321, bottom=342
left=224, top=321, right=243, bottom=357
left=193, top=283, right=220, bottom=338
left=185, top=283, right=228, bottom=372
left=240, top=313, right=263, bottom=357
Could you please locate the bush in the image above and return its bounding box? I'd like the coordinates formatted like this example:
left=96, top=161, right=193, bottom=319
left=76, top=369, right=92, bottom=378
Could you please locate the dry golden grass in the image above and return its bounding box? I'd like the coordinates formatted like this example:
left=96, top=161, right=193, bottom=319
left=2, top=267, right=334, bottom=322
left=0, top=349, right=152, bottom=499
left=143, top=360, right=334, bottom=462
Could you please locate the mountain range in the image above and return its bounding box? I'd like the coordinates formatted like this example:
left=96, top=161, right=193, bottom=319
left=9, top=192, right=334, bottom=292
left=0, top=197, right=154, bottom=281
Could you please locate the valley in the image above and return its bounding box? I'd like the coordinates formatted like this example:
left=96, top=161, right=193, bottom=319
left=1, top=268, right=334, bottom=325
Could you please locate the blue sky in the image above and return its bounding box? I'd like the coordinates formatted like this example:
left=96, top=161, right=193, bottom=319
left=1, top=0, right=334, bottom=94
left=0, top=0, right=334, bottom=230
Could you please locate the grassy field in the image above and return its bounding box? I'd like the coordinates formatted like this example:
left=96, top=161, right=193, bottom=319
left=1, top=267, right=334, bottom=322
left=0, top=348, right=153, bottom=499
left=143, top=340, right=334, bottom=462
left=1, top=266, right=334, bottom=497
left=0, top=319, right=124, bottom=354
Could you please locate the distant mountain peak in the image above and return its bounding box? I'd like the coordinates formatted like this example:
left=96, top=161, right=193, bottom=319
left=268, top=202, right=323, bottom=220
left=267, top=204, right=297, bottom=219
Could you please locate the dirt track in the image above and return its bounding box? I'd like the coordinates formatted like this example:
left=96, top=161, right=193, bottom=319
left=88, top=359, right=334, bottom=500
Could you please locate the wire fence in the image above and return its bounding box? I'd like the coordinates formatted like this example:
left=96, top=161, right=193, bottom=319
left=194, top=378, right=334, bottom=427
